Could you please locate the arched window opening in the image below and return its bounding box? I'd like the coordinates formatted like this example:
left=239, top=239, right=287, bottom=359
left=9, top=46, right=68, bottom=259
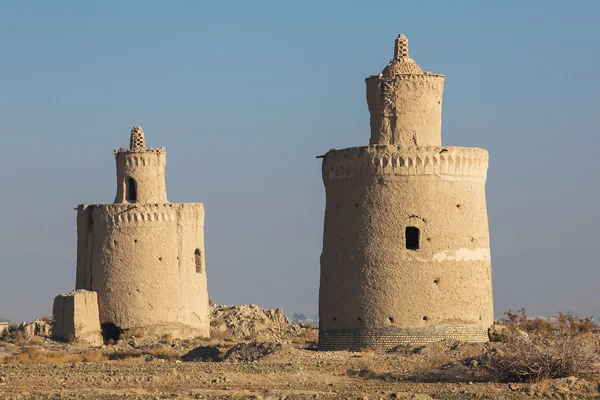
left=126, top=177, right=137, bottom=203
left=406, top=226, right=420, bottom=250
left=194, top=248, right=203, bottom=273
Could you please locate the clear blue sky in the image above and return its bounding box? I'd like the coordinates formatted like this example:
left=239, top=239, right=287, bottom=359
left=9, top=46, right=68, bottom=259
left=0, top=1, right=598, bottom=322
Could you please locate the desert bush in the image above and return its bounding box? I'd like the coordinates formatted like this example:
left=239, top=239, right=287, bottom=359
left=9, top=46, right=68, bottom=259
left=160, top=333, right=174, bottom=345
left=1, top=329, right=26, bottom=345
left=488, top=329, right=598, bottom=382
left=502, top=308, right=595, bottom=336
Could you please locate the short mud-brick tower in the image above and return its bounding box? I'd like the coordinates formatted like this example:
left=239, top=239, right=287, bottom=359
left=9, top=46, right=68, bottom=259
left=76, top=126, right=209, bottom=339
left=318, top=35, right=493, bottom=350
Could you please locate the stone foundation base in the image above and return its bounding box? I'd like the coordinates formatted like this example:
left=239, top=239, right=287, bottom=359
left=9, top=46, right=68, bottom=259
left=319, top=324, right=489, bottom=351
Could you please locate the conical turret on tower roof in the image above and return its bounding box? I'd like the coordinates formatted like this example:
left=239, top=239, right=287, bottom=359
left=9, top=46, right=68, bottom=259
left=381, top=34, right=423, bottom=76
left=130, top=126, right=146, bottom=152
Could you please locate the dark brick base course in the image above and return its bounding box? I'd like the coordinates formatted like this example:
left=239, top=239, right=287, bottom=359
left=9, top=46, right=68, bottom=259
left=319, top=324, right=489, bottom=351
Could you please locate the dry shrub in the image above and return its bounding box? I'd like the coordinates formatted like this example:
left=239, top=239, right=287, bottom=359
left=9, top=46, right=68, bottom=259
left=161, top=333, right=174, bottom=345
left=1, top=329, right=26, bottom=345
left=502, top=308, right=594, bottom=336
left=6, top=348, right=106, bottom=364
left=489, top=330, right=598, bottom=382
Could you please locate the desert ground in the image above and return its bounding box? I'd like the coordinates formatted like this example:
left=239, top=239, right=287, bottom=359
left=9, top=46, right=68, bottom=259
left=1, top=306, right=599, bottom=400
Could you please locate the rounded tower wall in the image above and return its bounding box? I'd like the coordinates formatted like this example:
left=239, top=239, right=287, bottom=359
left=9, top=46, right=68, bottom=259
left=114, top=150, right=167, bottom=204
left=319, top=145, right=493, bottom=349
left=76, top=203, right=209, bottom=338
left=367, top=74, right=445, bottom=147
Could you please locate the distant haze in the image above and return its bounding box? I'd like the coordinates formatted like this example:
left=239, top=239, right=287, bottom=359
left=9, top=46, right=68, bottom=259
left=0, top=1, right=598, bottom=322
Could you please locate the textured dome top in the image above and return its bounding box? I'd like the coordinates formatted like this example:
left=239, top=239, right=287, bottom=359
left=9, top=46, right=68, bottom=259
left=381, top=34, right=424, bottom=77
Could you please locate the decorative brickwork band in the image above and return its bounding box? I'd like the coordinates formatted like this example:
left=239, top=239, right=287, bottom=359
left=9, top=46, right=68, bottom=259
left=319, top=325, right=489, bottom=351
left=323, top=145, right=488, bottom=183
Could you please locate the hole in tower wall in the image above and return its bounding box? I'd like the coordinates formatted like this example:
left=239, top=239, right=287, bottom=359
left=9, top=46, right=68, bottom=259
left=101, top=322, right=122, bottom=343
left=423, top=316, right=429, bottom=321
left=194, top=249, right=202, bottom=273
left=389, top=317, right=395, bottom=323
left=434, top=278, right=440, bottom=284
left=126, top=177, right=137, bottom=203
left=406, top=227, right=420, bottom=250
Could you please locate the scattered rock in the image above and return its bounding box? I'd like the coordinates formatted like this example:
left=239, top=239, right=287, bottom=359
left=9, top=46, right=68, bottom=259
left=211, top=304, right=301, bottom=340
left=180, top=346, right=221, bottom=362
left=223, top=340, right=283, bottom=362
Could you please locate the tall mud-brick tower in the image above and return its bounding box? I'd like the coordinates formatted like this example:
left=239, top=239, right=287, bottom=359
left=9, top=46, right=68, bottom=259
left=76, top=127, right=209, bottom=339
left=318, top=35, right=493, bottom=351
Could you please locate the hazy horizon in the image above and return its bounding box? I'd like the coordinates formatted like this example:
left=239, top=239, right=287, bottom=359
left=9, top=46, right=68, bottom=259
left=1, top=1, right=598, bottom=322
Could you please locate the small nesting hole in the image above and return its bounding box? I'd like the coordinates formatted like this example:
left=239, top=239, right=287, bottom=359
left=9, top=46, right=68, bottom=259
left=456, top=204, right=461, bottom=208
left=423, top=316, right=429, bottom=321
left=434, top=278, right=440, bottom=284
left=113, top=240, right=118, bottom=246
left=134, top=239, right=138, bottom=244
left=333, top=317, right=337, bottom=322
left=389, top=317, right=395, bottom=323
left=357, top=317, right=361, bottom=321
left=158, top=257, right=162, bottom=261
left=354, top=203, right=359, bottom=208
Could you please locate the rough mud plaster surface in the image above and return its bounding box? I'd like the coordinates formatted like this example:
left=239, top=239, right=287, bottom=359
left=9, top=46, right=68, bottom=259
left=52, top=290, right=102, bottom=346
left=319, top=35, right=493, bottom=349
left=76, top=203, right=209, bottom=338
left=73, top=127, right=210, bottom=340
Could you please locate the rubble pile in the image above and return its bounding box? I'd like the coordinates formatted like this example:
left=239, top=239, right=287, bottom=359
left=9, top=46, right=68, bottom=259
left=211, top=304, right=302, bottom=340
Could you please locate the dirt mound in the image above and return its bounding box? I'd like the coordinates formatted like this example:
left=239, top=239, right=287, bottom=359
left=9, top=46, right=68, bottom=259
left=223, top=340, right=283, bottom=362
left=180, top=346, right=221, bottom=362
left=211, top=304, right=302, bottom=340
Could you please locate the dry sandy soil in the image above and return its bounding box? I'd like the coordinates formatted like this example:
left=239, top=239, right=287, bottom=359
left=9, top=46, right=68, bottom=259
left=1, top=307, right=599, bottom=399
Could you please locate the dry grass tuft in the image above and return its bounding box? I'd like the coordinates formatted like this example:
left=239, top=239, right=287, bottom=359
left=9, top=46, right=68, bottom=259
left=5, top=348, right=106, bottom=364
left=145, top=347, right=180, bottom=361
